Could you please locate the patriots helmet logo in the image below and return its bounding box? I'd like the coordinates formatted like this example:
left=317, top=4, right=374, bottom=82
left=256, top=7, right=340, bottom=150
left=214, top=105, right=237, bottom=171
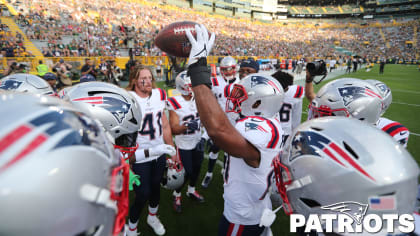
left=290, top=131, right=329, bottom=162
left=245, top=122, right=267, bottom=132
left=321, top=201, right=369, bottom=225
left=338, top=86, right=368, bottom=106
left=290, top=130, right=376, bottom=181
left=250, top=76, right=281, bottom=92
left=102, top=97, right=131, bottom=123
left=73, top=96, right=131, bottom=124
left=0, top=80, right=23, bottom=91
left=338, top=86, right=379, bottom=106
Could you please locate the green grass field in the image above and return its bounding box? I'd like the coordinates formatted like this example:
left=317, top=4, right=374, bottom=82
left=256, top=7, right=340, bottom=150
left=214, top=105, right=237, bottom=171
left=130, top=64, right=420, bottom=236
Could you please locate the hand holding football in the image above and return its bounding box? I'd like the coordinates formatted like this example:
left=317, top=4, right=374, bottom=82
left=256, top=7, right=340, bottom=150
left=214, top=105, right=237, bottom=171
left=154, top=21, right=211, bottom=58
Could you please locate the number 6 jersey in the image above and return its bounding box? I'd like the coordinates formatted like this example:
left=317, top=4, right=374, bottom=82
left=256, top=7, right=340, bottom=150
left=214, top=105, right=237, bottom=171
left=130, top=88, right=167, bottom=162
left=279, top=85, right=304, bottom=139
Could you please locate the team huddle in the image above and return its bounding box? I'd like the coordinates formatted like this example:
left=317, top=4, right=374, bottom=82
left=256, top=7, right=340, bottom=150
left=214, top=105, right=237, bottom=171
left=0, top=24, right=418, bottom=236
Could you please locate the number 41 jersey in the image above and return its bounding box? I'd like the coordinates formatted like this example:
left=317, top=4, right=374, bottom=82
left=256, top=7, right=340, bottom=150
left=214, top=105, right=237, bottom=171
left=130, top=88, right=167, bottom=162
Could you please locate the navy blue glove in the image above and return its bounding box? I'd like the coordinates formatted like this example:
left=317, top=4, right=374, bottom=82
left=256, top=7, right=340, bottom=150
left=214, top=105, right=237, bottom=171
left=196, top=138, right=206, bottom=152
left=185, top=119, right=200, bottom=133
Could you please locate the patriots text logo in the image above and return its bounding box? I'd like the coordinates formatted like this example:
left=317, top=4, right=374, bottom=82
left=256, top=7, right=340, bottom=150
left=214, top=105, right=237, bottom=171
left=245, top=122, right=267, bottom=132
left=0, top=80, right=23, bottom=90
left=321, top=201, right=369, bottom=225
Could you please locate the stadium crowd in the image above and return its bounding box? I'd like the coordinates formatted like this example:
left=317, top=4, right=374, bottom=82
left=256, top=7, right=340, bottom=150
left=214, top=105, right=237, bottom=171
left=3, top=0, right=418, bottom=61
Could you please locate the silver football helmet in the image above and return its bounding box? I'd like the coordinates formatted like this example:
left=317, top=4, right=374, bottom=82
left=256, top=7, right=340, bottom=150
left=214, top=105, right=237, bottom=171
left=226, top=73, right=284, bottom=118
left=162, top=159, right=185, bottom=190
left=274, top=117, right=419, bottom=227
left=0, top=92, right=129, bottom=235
left=366, top=79, right=392, bottom=116
left=310, top=78, right=382, bottom=124
left=61, top=82, right=142, bottom=159
left=0, top=73, right=54, bottom=95
left=175, top=71, right=192, bottom=96
left=220, top=56, right=237, bottom=82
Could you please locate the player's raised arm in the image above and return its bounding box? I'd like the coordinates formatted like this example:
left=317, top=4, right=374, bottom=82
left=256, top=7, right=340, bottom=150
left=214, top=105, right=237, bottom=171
left=186, top=24, right=261, bottom=167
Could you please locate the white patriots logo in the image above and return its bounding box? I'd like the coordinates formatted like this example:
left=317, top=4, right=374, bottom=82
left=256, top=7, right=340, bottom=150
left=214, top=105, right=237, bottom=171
left=321, top=201, right=369, bottom=225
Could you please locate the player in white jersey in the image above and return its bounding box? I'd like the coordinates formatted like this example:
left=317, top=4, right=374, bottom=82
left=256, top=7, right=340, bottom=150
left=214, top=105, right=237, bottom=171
left=365, top=79, right=410, bottom=148
left=126, top=65, right=176, bottom=236
left=272, top=70, right=304, bottom=142
left=376, top=117, right=409, bottom=147
left=222, top=115, right=283, bottom=228
left=168, top=71, right=205, bottom=213
left=186, top=26, right=284, bottom=234
left=202, top=56, right=241, bottom=188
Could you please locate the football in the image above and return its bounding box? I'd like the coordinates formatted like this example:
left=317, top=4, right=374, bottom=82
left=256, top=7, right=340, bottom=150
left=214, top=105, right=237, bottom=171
left=154, top=21, right=201, bottom=58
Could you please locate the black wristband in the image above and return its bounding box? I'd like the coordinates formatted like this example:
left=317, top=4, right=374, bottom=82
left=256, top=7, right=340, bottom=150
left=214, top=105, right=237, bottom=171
left=187, top=58, right=212, bottom=89
left=144, top=149, right=149, bottom=158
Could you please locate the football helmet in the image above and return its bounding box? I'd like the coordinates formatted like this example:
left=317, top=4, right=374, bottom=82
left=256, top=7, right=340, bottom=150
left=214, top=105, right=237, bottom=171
left=220, top=56, right=237, bottom=82
left=0, top=73, right=54, bottom=95
left=0, top=92, right=129, bottom=236
left=226, top=73, right=284, bottom=118
left=366, top=79, right=392, bottom=116
left=175, top=71, right=192, bottom=96
left=61, top=82, right=142, bottom=159
left=274, top=117, right=419, bottom=226
left=310, top=78, right=382, bottom=124
left=162, top=159, right=185, bottom=190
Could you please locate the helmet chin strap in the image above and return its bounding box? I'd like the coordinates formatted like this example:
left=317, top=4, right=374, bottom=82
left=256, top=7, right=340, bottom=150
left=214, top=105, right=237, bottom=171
left=80, top=183, right=118, bottom=211
left=286, top=175, right=312, bottom=191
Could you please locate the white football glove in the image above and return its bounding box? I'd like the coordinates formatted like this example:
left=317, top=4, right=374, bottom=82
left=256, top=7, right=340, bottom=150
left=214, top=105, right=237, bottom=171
left=149, top=144, right=176, bottom=157
left=185, top=24, right=215, bottom=66
left=259, top=206, right=282, bottom=227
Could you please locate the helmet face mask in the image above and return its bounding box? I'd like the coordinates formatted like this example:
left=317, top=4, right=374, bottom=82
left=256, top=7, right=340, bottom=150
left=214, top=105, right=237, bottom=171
left=221, top=65, right=236, bottom=81
left=220, top=56, right=237, bottom=82
left=310, top=103, right=350, bottom=118
left=175, top=71, right=192, bottom=96
left=225, top=84, right=248, bottom=114
left=226, top=73, right=284, bottom=118
left=109, top=160, right=130, bottom=235
left=114, top=132, right=139, bottom=161
left=272, top=156, right=294, bottom=215
left=162, top=159, right=185, bottom=190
